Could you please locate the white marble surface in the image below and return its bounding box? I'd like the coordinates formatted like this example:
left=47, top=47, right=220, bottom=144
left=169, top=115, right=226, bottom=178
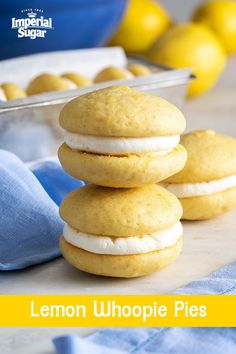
left=0, top=57, right=235, bottom=353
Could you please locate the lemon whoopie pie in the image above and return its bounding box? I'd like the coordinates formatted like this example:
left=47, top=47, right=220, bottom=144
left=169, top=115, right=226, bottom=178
left=60, top=184, right=183, bottom=278
left=0, top=82, right=26, bottom=101
left=164, top=130, right=236, bottom=220
left=93, top=66, right=134, bottom=83
left=127, top=63, right=152, bottom=76
left=58, top=85, right=187, bottom=188
left=27, top=73, right=77, bottom=96
left=61, top=73, right=92, bottom=87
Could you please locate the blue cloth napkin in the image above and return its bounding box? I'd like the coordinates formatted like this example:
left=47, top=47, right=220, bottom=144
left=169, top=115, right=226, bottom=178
left=54, top=335, right=125, bottom=354
left=0, top=150, right=84, bottom=271
left=53, top=261, right=236, bottom=354
left=29, top=157, right=85, bottom=207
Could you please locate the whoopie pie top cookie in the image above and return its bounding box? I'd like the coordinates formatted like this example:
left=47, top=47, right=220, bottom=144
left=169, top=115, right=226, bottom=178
left=127, top=63, right=152, bottom=76
left=166, top=130, right=236, bottom=185
left=59, top=85, right=186, bottom=137
left=60, top=184, right=183, bottom=237
left=1, top=82, right=26, bottom=101
left=27, top=73, right=76, bottom=96
left=61, top=73, right=92, bottom=87
left=93, top=66, right=133, bottom=83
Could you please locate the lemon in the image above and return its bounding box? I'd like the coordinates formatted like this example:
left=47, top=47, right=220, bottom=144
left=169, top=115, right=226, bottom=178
left=109, top=0, right=171, bottom=53
left=147, top=22, right=226, bottom=97
left=192, top=0, right=236, bottom=54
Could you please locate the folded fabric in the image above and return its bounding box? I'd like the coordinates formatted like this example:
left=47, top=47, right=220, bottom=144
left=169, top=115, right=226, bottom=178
left=53, top=260, right=236, bottom=354
left=0, top=150, right=84, bottom=270
left=53, top=335, right=126, bottom=354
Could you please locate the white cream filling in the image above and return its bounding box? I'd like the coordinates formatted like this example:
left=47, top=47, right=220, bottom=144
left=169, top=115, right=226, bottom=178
left=63, top=222, right=183, bottom=255
left=62, top=78, right=77, bottom=89
left=64, top=132, right=180, bottom=155
left=163, top=174, right=236, bottom=198
left=0, top=88, right=7, bottom=101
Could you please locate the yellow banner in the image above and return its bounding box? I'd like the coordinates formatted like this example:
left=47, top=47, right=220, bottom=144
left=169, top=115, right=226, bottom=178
left=0, top=295, right=235, bottom=327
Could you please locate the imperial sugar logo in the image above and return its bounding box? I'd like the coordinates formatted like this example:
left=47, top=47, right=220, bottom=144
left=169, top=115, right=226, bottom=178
left=11, top=9, right=53, bottom=39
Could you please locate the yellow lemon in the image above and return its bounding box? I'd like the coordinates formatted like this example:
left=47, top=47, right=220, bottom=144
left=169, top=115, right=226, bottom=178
left=147, top=22, right=226, bottom=97
left=109, top=0, right=171, bottom=53
left=192, top=0, right=236, bottom=54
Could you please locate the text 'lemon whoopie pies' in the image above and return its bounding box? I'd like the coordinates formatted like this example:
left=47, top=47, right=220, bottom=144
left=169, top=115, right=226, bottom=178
left=58, top=85, right=187, bottom=188
left=60, top=184, right=183, bottom=278
left=163, top=130, right=236, bottom=220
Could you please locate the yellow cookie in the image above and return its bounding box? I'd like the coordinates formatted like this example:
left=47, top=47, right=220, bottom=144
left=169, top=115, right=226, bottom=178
left=163, top=130, right=236, bottom=220
left=127, top=63, right=152, bottom=76
left=27, top=73, right=76, bottom=96
left=61, top=73, right=92, bottom=87
left=59, top=143, right=186, bottom=188
left=58, top=86, right=187, bottom=187
left=60, top=184, right=183, bottom=277
left=60, top=236, right=183, bottom=278
left=1, top=82, right=26, bottom=101
left=93, top=66, right=133, bottom=83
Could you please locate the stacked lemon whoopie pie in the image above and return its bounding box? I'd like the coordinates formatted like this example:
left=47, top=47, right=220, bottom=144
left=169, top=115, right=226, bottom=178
left=58, top=85, right=187, bottom=277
